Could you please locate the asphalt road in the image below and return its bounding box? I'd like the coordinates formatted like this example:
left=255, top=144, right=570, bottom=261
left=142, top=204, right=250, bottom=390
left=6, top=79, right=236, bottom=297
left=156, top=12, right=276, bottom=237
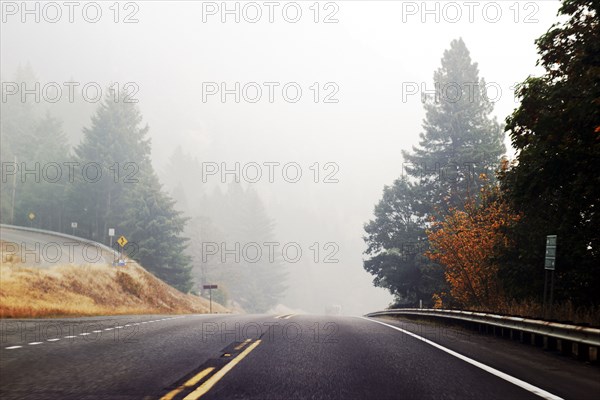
left=0, top=225, right=114, bottom=267
left=1, top=314, right=598, bottom=400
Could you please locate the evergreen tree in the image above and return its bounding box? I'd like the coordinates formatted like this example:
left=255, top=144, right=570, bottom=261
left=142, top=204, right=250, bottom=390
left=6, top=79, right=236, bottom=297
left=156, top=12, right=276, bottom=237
left=1, top=65, right=39, bottom=225
left=0, top=64, right=40, bottom=162
left=69, top=90, right=150, bottom=242
left=0, top=66, right=70, bottom=230
left=402, top=38, right=505, bottom=216
left=364, top=39, right=506, bottom=306
left=69, top=90, right=193, bottom=291
left=23, top=113, right=70, bottom=231
left=121, top=171, right=193, bottom=292
left=192, top=183, right=288, bottom=312
left=186, top=215, right=233, bottom=305
left=363, top=178, right=444, bottom=306
left=234, top=187, right=287, bottom=312
left=163, top=146, right=202, bottom=216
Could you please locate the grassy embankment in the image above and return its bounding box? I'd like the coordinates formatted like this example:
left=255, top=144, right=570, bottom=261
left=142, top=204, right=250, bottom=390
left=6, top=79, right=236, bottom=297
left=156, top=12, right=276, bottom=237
left=0, top=241, right=227, bottom=318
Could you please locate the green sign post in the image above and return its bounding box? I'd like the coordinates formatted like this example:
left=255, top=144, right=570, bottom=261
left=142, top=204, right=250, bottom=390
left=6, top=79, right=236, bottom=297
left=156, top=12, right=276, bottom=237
left=545, top=235, right=557, bottom=270
left=543, top=235, right=557, bottom=318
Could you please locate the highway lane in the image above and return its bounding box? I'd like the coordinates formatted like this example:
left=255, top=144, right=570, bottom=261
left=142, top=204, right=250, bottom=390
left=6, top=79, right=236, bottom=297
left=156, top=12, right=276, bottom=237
left=0, top=225, right=114, bottom=267
left=1, top=314, right=598, bottom=400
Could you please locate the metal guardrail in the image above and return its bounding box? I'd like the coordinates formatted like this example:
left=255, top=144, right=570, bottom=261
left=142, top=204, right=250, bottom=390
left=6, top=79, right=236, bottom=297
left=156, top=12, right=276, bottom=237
left=0, top=223, right=119, bottom=261
left=365, top=308, right=600, bottom=348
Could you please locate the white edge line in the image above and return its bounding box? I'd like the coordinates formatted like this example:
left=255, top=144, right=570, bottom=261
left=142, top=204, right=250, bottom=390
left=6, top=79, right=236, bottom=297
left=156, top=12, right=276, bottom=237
left=5, top=346, right=22, bottom=349
left=360, top=317, right=564, bottom=400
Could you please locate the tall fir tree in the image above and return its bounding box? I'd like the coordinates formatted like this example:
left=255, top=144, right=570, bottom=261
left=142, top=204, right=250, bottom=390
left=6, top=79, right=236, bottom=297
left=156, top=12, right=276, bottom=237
left=190, top=183, right=288, bottom=312
left=68, top=91, right=193, bottom=291
left=121, top=171, right=193, bottom=292
left=234, top=187, right=287, bottom=312
left=69, top=90, right=150, bottom=242
left=402, top=38, right=505, bottom=216
left=1, top=65, right=70, bottom=230
left=364, top=39, right=506, bottom=306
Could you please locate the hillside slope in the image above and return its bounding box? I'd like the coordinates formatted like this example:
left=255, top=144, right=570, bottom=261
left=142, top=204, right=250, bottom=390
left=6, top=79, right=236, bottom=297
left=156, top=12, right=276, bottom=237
left=0, top=241, right=228, bottom=318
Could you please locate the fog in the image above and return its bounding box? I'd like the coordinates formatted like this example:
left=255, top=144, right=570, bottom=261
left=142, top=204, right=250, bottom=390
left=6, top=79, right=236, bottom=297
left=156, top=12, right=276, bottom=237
left=1, top=1, right=562, bottom=315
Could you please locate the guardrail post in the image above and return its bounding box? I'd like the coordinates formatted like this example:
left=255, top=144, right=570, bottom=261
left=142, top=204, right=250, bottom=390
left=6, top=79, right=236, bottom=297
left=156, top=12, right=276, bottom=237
left=572, top=343, right=581, bottom=360
left=558, top=339, right=572, bottom=356
left=365, top=308, right=600, bottom=364
left=589, top=347, right=598, bottom=363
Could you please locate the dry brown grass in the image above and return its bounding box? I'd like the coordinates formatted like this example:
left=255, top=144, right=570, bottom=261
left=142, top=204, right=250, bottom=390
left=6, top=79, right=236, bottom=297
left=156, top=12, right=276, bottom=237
left=454, top=299, right=600, bottom=327
left=0, top=241, right=228, bottom=318
left=493, top=299, right=600, bottom=327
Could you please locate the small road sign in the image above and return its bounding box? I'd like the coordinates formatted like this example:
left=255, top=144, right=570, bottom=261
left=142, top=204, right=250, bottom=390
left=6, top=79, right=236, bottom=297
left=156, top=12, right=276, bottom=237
left=117, top=236, right=128, bottom=247
left=203, top=284, right=218, bottom=313
left=545, top=235, right=557, bottom=270
left=108, top=228, right=115, bottom=237
left=71, top=222, right=78, bottom=228
left=28, top=212, right=35, bottom=220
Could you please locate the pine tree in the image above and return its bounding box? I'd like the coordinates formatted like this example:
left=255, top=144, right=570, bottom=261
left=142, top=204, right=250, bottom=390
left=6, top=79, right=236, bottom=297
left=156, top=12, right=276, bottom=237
left=121, top=171, right=193, bottom=292
left=402, top=38, right=505, bottom=216
left=163, top=146, right=203, bottom=216
left=0, top=65, right=70, bottom=229
left=363, top=177, right=443, bottom=306
left=69, top=90, right=150, bottom=242
left=69, top=90, right=194, bottom=291
left=24, top=113, right=70, bottom=231
left=193, top=183, right=288, bottom=312
left=235, top=187, right=287, bottom=312
left=364, top=39, right=506, bottom=306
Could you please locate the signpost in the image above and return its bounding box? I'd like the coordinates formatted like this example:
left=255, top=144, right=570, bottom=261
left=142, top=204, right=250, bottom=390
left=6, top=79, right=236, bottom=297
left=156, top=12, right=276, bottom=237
left=108, top=228, right=115, bottom=248
left=71, top=222, right=78, bottom=235
left=203, top=284, right=218, bottom=313
left=116, top=235, right=128, bottom=267
left=543, top=235, right=557, bottom=318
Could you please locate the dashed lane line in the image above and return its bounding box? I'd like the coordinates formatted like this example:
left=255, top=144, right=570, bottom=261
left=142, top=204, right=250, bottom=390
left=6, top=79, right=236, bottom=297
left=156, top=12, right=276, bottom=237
left=3, top=316, right=188, bottom=350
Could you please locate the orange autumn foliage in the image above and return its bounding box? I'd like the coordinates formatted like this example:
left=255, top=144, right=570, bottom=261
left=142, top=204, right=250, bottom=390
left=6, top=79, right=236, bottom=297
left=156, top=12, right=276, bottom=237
left=426, top=175, right=521, bottom=309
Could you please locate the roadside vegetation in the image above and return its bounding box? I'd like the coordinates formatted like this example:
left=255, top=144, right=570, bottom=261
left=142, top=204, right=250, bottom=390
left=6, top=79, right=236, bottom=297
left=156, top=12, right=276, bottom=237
left=363, top=0, right=599, bottom=325
left=1, top=68, right=287, bottom=313
left=0, top=241, right=227, bottom=318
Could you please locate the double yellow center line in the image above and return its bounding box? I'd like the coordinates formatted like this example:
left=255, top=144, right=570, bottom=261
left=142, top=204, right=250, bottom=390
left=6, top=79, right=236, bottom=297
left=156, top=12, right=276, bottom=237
left=160, top=339, right=261, bottom=400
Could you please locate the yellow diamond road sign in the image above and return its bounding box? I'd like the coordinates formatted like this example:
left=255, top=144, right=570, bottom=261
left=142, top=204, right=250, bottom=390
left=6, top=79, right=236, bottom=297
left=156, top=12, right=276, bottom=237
left=28, top=212, right=36, bottom=220
left=117, top=236, right=128, bottom=247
